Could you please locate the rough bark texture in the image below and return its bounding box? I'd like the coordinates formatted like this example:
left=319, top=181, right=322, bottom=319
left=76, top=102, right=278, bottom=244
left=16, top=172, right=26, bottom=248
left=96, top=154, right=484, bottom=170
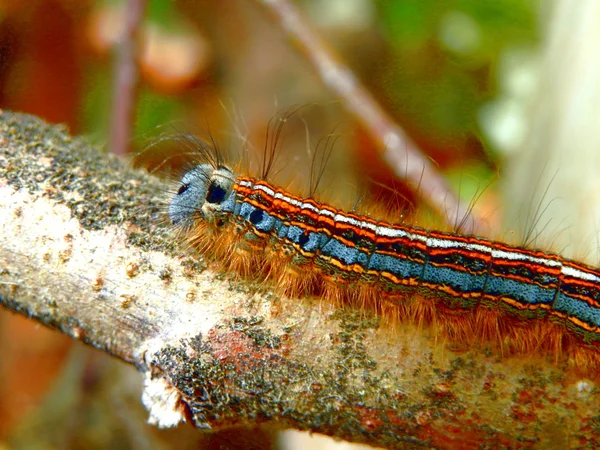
left=1, top=110, right=599, bottom=449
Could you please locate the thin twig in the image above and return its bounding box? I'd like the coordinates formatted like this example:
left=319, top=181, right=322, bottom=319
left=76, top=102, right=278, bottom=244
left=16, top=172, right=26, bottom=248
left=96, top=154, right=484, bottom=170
left=254, top=0, right=483, bottom=233
left=108, top=0, right=148, bottom=156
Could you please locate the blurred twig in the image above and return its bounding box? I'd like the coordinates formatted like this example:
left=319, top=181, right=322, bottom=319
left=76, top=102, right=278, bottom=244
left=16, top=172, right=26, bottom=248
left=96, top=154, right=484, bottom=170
left=109, top=0, right=148, bottom=156
left=255, top=0, right=484, bottom=233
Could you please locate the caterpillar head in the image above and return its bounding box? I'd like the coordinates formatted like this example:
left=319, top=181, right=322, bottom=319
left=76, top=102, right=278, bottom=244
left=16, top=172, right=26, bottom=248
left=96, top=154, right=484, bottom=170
left=170, top=164, right=237, bottom=227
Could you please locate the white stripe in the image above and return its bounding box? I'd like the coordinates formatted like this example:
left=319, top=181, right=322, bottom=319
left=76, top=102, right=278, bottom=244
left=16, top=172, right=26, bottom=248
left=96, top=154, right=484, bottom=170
left=490, top=249, right=561, bottom=267
left=376, top=226, right=428, bottom=243
left=562, top=265, right=600, bottom=282
left=364, top=221, right=378, bottom=231
left=334, top=214, right=360, bottom=227
left=426, top=237, right=492, bottom=254
left=249, top=181, right=395, bottom=232
left=332, top=214, right=381, bottom=234
left=254, top=184, right=326, bottom=214
left=319, top=209, right=335, bottom=218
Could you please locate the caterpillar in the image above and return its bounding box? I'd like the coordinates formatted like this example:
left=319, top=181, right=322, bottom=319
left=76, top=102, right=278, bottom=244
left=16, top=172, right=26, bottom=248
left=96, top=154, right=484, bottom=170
left=166, top=130, right=600, bottom=375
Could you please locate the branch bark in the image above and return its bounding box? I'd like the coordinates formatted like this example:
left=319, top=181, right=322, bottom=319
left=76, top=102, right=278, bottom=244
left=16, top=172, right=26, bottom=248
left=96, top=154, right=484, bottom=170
left=1, top=110, right=598, bottom=449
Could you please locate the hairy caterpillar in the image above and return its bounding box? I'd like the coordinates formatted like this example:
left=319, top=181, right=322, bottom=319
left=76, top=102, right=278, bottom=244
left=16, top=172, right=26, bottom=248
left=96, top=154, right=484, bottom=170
left=165, top=123, right=600, bottom=375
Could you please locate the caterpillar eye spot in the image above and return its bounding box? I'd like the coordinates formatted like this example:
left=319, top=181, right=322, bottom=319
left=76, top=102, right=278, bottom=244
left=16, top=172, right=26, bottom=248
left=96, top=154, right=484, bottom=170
left=177, top=183, right=189, bottom=195
left=206, top=182, right=227, bottom=204
left=249, top=208, right=264, bottom=225
left=298, top=232, right=309, bottom=246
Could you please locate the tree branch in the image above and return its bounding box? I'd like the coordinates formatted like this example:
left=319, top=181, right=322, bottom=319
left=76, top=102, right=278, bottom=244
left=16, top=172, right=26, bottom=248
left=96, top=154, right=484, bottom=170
left=0, top=110, right=597, bottom=449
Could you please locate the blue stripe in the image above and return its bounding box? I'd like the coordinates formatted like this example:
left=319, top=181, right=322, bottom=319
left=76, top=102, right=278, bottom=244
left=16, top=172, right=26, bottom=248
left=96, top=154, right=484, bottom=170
left=421, top=264, right=487, bottom=293
left=484, top=276, right=556, bottom=306
left=554, top=293, right=600, bottom=328
left=368, top=253, right=423, bottom=280
left=320, top=238, right=369, bottom=266
left=302, top=231, right=326, bottom=253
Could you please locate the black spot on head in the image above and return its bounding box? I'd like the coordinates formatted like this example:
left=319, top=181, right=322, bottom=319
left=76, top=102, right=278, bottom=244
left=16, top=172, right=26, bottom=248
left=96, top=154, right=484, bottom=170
left=206, top=182, right=226, bottom=204
left=177, top=183, right=189, bottom=195
left=249, top=208, right=264, bottom=225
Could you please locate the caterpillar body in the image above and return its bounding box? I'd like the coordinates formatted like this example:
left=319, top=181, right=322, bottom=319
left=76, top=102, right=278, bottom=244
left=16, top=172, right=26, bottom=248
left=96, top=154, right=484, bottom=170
left=169, top=155, right=600, bottom=374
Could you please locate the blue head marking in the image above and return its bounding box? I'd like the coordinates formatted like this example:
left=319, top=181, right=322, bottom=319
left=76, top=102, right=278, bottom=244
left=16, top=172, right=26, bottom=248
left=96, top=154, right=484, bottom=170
left=169, top=164, right=237, bottom=226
